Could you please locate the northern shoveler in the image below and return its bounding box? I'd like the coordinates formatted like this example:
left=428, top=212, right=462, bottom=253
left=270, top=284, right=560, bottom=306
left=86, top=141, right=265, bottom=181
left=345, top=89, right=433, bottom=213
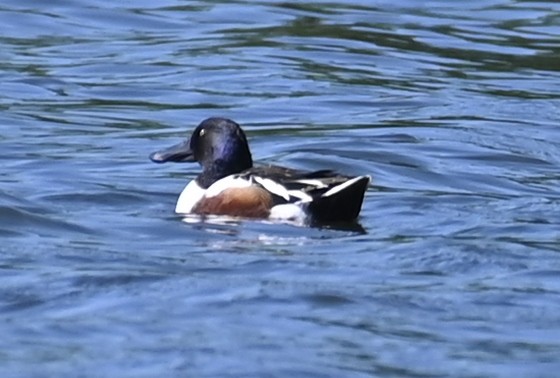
left=150, top=117, right=370, bottom=225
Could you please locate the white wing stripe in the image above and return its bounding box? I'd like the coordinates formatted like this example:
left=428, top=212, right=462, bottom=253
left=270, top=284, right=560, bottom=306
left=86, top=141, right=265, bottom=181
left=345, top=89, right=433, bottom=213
left=322, top=176, right=367, bottom=197
left=294, top=179, right=328, bottom=188
left=287, top=190, right=312, bottom=202
left=254, top=176, right=290, bottom=201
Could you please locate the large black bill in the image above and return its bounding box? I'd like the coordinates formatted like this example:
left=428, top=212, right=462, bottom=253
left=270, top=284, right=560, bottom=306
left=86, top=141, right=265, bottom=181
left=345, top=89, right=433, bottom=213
left=149, top=140, right=195, bottom=163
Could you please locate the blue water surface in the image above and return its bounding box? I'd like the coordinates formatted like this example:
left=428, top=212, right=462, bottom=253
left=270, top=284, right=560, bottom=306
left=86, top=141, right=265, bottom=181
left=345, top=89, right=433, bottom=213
left=1, top=0, right=560, bottom=376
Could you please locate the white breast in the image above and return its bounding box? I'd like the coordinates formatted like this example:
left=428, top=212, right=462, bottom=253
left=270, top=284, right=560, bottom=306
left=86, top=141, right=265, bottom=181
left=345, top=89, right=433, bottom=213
left=175, top=180, right=206, bottom=214
left=175, top=176, right=252, bottom=214
left=204, top=175, right=252, bottom=198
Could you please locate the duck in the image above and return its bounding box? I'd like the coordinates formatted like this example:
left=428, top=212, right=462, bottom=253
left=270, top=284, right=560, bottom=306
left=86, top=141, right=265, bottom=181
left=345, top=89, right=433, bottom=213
left=149, top=117, right=370, bottom=225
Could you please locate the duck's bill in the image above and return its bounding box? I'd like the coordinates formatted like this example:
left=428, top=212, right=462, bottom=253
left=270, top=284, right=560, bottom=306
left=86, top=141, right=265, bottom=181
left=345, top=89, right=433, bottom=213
left=149, top=140, right=195, bottom=163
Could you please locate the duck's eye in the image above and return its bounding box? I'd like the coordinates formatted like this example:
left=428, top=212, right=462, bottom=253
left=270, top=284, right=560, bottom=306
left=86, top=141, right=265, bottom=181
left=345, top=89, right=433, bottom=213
left=199, top=129, right=206, bottom=137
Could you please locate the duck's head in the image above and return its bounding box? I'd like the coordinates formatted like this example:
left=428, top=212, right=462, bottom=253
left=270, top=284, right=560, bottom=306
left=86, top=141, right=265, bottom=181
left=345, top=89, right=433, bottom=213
left=150, top=118, right=253, bottom=183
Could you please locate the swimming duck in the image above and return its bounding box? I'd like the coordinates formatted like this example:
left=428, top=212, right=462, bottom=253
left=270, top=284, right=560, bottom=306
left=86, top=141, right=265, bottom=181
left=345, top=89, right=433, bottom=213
left=150, top=117, right=370, bottom=224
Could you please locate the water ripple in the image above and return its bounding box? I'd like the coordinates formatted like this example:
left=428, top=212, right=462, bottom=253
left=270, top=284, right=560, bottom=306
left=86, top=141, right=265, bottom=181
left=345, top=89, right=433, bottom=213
left=1, top=0, right=560, bottom=376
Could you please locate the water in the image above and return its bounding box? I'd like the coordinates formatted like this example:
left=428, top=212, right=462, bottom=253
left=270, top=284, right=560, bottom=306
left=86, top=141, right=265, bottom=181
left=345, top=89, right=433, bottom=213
left=1, top=0, right=560, bottom=376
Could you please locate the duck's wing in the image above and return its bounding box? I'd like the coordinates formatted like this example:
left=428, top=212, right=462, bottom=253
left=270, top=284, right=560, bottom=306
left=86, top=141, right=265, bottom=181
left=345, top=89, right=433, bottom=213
left=236, top=165, right=370, bottom=222
left=246, top=165, right=336, bottom=181
left=241, top=165, right=369, bottom=203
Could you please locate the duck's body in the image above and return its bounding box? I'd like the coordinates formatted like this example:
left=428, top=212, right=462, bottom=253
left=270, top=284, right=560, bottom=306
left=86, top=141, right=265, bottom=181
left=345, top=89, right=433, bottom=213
left=150, top=117, right=370, bottom=225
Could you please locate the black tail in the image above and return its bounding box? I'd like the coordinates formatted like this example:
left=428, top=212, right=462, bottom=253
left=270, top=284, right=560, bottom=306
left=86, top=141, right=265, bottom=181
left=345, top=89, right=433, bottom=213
left=308, top=176, right=370, bottom=222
